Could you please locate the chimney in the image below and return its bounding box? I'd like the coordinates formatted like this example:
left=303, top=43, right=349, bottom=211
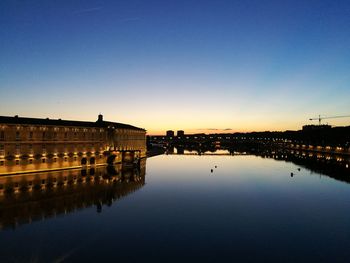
left=98, top=114, right=103, bottom=122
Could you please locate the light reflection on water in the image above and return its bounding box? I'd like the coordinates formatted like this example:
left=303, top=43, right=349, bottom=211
left=0, top=154, right=350, bottom=262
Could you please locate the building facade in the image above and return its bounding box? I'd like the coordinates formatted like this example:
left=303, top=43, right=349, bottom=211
left=0, top=115, right=146, bottom=175
left=166, top=130, right=174, bottom=138
left=177, top=130, right=185, bottom=137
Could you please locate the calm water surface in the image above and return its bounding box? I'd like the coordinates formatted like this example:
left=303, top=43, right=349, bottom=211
left=1, top=154, right=350, bottom=262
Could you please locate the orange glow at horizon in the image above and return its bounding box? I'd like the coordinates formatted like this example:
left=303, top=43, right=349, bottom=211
left=145, top=116, right=350, bottom=135
left=1, top=110, right=349, bottom=137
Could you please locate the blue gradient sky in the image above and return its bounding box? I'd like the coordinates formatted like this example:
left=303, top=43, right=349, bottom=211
left=1, top=0, right=349, bottom=134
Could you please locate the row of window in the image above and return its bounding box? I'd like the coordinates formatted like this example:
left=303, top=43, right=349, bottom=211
left=0, top=155, right=103, bottom=166
left=0, top=173, right=96, bottom=190
left=0, top=144, right=103, bottom=150
left=0, top=170, right=107, bottom=190
left=1, top=130, right=144, bottom=141
left=0, top=131, right=104, bottom=141
left=4, top=126, right=104, bottom=132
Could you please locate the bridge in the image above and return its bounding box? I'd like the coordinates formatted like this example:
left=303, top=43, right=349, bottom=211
left=166, top=151, right=248, bottom=156
left=106, top=150, right=142, bottom=166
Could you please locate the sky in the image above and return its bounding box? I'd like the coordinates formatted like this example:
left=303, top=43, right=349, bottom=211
left=0, top=0, right=349, bottom=135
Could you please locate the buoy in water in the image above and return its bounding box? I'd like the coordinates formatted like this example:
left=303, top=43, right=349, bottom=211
left=211, top=169, right=213, bottom=173
left=291, top=172, right=294, bottom=177
left=215, top=165, right=217, bottom=168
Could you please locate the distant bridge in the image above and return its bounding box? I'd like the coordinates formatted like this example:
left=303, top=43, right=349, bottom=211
left=166, top=152, right=248, bottom=156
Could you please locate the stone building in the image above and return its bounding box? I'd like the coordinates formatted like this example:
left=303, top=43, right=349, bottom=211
left=0, top=114, right=146, bottom=175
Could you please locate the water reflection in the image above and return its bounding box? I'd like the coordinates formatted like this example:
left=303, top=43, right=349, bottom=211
left=0, top=159, right=146, bottom=230
left=2, top=153, right=350, bottom=262
left=251, top=149, right=350, bottom=184
left=171, top=147, right=350, bottom=183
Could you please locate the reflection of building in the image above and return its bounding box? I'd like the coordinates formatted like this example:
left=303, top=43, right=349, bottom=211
left=177, top=130, right=184, bottom=137
left=0, top=115, right=146, bottom=174
left=166, top=130, right=174, bottom=138
left=0, top=159, right=146, bottom=230
left=171, top=146, right=350, bottom=183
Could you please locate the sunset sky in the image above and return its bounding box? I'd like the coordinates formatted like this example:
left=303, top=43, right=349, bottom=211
left=1, top=0, right=350, bottom=135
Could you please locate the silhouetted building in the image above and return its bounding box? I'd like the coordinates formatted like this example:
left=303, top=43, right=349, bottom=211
left=177, top=130, right=184, bottom=137
left=166, top=130, right=174, bottom=138
left=0, top=114, right=146, bottom=174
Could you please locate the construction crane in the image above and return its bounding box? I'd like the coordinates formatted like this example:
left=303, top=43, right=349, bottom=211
left=309, top=115, right=350, bottom=125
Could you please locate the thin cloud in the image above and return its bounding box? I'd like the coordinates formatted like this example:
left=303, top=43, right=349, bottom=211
left=197, top=128, right=232, bottom=131
left=73, top=6, right=103, bottom=14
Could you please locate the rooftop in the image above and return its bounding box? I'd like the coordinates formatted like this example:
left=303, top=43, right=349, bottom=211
left=0, top=115, right=145, bottom=131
